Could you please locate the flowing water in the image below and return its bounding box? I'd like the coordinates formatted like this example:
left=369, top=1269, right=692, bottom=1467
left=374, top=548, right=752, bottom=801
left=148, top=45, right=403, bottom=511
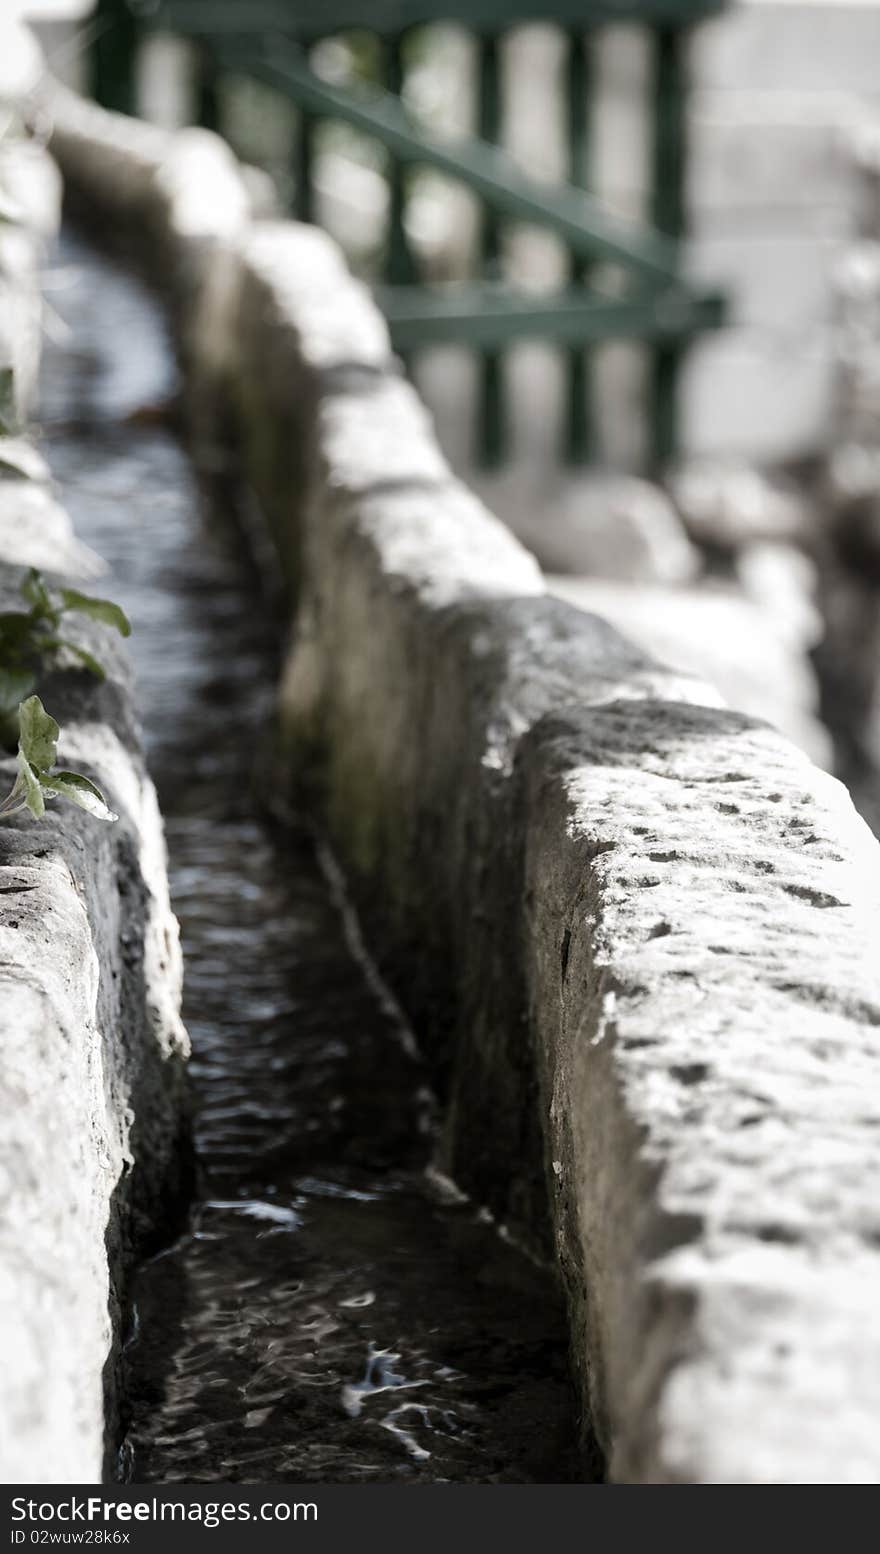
left=39, top=231, right=583, bottom=1484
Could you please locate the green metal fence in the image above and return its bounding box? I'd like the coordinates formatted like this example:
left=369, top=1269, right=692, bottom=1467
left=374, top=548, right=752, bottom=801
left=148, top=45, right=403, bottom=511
left=90, top=0, right=727, bottom=468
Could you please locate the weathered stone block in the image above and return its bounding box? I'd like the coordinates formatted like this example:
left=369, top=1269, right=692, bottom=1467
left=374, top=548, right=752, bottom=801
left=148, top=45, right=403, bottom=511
left=520, top=699, right=880, bottom=1480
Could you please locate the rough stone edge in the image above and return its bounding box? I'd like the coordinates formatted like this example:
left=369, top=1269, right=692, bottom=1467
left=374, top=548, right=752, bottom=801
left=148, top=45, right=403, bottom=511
left=0, top=119, right=188, bottom=1484
left=39, top=82, right=880, bottom=1484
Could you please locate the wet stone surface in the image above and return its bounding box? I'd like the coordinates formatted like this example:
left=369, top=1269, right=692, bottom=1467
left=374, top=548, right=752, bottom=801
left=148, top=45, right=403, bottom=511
left=39, top=231, right=581, bottom=1484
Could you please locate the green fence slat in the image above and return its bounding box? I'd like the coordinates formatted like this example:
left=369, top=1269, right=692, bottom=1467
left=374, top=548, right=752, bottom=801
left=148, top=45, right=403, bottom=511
left=649, top=24, right=687, bottom=471
left=378, top=284, right=725, bottom=348
left=479, top=32, right=502, bottom=268
left=195, top=43, right=221, bottom=131
left=294, top=108, right=316, bottom=222
left=478, top=31, right=504, bottom=469
left=385, top=33, right=418, bottom=286
left=219, top=38, right=684, bottom=284
left=90, top=0, right=139, bottom=116
left=564, top=28, right=595, bottom=464
left=153, top=1, right=726, bottom=38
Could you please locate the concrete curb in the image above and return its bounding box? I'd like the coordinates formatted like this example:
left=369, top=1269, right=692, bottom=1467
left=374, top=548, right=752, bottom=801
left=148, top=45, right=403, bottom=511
left=0, top=127, right=188, bottom=1484
left=40, top=82, right=880, bottom=1484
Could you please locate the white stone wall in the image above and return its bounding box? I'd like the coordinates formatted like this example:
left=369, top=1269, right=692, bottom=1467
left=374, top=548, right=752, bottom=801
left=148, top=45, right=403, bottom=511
left=685, top=0, right=880, bottom=460
left=501, top=4, right=880, bottom=463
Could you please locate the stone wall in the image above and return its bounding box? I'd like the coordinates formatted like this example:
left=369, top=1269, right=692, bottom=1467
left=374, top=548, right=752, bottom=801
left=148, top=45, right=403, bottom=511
left=0, top=106, right=187, bottom=1483
left=37, top=79, right=880, bottom=1484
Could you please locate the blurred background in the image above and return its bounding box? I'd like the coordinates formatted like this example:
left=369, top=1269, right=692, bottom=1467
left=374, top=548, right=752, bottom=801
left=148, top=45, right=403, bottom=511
left=12, top=1, right=880, bottom=823
left=20, top=2, right=880, bottom=457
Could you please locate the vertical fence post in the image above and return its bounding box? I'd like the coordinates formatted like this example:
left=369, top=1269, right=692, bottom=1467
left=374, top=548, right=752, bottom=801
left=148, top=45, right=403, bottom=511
left=649, top=24, right=687, bottom=472
left=564, top=27, right=595, bottom=464
left=294, top=109, right=316, bottom=223
left=385, top=32, right=418, bottom=286
left=385, top=31, right=417, bottom=379
left=195, top=45, right=220, bottom=132
left=478, top=31, right=505, bottom=468
left=90, top=0, right=139, bottom=116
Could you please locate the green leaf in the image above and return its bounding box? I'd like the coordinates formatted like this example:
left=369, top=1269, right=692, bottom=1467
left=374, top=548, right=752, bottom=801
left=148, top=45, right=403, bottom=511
left=59, top=589, right=131, bottom=638
left=15, top=751, right=45, bottom=818
left=56, top=638, right=106, bottom=680
left=6, top=695, right=117, bottom=823
left=0, top=666, right=35, bottom=714
left=17, top=694, right=58, bottom=773
left=41, top=771, right=117, bottom=823
left=21, top=568, right=54, bottom=618
left=0, top=610, right=35, bottom=649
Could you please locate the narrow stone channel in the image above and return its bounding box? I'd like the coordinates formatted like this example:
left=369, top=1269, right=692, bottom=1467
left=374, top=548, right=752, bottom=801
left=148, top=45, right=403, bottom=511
left=39, top=231, right=581, bottom=1484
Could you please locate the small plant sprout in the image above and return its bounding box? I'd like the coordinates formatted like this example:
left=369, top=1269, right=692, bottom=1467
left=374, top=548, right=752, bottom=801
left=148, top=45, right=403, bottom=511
left=0, top=567, right=131, bottom=750
left=0, top=694, right=117, bottom=823
left=0, top=571, right=130, bottom=823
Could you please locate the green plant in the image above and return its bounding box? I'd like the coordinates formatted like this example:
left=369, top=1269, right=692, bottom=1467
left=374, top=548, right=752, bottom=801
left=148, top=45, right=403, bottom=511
left=0, top=569, right=131, bottom=824
left=0, top=120, right=126, bottom=827
left=0, top=694, right=116, bottom=822
left=0, top=120, right=129, bottom=828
